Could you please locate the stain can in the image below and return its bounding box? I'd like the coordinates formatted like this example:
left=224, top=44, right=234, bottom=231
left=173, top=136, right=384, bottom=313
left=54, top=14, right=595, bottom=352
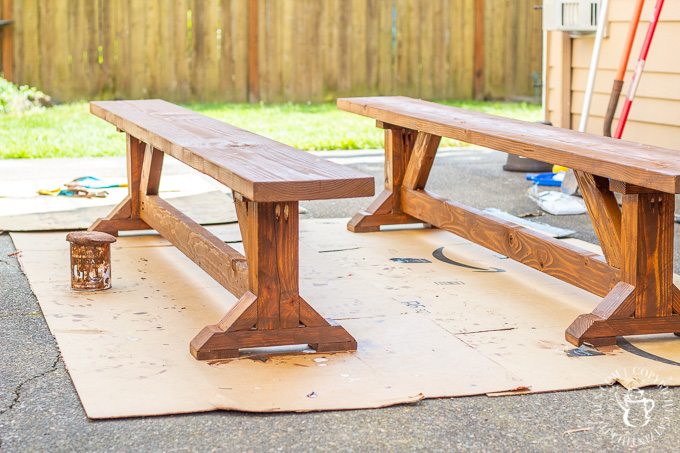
left=66, top=231, right=117, bottom=291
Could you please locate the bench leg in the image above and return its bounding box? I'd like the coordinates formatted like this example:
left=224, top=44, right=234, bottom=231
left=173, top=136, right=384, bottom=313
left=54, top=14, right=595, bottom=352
left=566, top=188, right=680, bottom=346
left=190, top=197, right=356, bottom=360
left=89, top=135, right=161, bottom=235
left=349, top=124, right=426, bottom=232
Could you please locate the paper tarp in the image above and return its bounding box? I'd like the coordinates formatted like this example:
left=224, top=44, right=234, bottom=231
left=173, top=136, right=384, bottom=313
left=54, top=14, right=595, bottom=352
left=11, top=219, right=680, bottom=418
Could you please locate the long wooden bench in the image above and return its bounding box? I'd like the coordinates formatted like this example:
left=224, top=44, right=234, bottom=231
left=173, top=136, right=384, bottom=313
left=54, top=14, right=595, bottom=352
left=338, top=96, right=680, bottom=347
left=88, top=99, right=374, bottom=360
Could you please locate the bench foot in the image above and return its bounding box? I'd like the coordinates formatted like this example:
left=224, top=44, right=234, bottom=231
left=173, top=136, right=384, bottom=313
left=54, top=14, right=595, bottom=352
left=310, top=340, right=358, bottom=353
left=566, top=313, right=680, bottom=347
left=348, top=190, right=425, bottom=233
left=90, top=137, right=161, bottom=236
left=190, top=291, right=357, bottom=360
left=88, top=195, right=153, bottom=236
left=190, top=323, right=357, bottom=360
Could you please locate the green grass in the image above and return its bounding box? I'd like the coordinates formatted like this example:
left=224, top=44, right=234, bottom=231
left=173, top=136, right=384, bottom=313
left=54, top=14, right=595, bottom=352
left=0, top=100, right=541, bottom=159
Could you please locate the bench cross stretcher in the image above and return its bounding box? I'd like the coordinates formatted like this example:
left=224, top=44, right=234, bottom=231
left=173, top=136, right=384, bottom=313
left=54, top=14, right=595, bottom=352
left=88, top=100, right=374, bottom=360
left=339, top=96, right=680, bottom=347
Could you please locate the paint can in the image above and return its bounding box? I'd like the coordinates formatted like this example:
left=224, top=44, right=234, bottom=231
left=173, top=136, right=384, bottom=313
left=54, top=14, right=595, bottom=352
left=66, top=231, right=117, bottom=291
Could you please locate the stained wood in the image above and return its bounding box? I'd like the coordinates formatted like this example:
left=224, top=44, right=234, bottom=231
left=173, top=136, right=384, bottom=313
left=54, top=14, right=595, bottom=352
left=344, top=95, right=680, bottom=346
left=140, top=194, right=249, bottom=298
left=402, top=132, right=442, bottom=190
left=126, top=134, right=145, bottom=218
left=140, top=145, right=164, bottom=196
left=338, top=97, right=680, bottom=194
left=91, top=100, right=374, bottom=202
left=217, top=291, right=258, bottom=332
left=621, top=192, right=675, bottom=317
left=87, top=218, right=150, bottom=236
left=590, top=282, right=636, bottom=320
left=348, top=208, right=422, bottom=233
left=574, top=172, right=622, bottom=267
left=673, top=286, right=680, bottom=315
left=237, top=200, right=301, bottom=330
left=402, top=188, right=620, bottom=298
left=299, top=298, right=330, bottom=327
left=83, top=99, right=363, bottom=358
left=577, top=316, right=680, bottom=339
left=609, top=180, right=658, bottom=195
left=192, top=324, right=357, bottom=352
left=348, top=125, right=423, bottom=232
left=247, top=0, right=258, bottom=102
left=384, top=125, right=417, bottom=210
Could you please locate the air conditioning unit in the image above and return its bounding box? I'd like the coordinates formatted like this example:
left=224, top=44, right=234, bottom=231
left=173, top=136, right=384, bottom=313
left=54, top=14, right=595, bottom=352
left=543, top=0, right=601, bottom=35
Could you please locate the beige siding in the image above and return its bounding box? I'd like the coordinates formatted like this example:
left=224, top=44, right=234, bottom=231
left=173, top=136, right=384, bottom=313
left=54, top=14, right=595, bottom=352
left=546, top=0, right=680, bottom=148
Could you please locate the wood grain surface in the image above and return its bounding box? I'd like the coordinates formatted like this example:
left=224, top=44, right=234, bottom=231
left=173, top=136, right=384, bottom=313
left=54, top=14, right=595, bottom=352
left=140, top=194, right=249, bottom=298
left=402, top=188, right=620, bottom=298
left=338, top=96, right=680, bottom=193
left=91, top=100, right=374, bottom=202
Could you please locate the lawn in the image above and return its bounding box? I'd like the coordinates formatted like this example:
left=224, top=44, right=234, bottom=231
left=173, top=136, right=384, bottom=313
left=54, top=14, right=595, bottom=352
left=0, top=100, right=542, bottom=159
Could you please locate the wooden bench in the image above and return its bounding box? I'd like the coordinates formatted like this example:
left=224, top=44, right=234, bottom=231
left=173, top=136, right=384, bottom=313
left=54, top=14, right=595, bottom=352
left=88, top=99, right=374, bottom=360
left=338, top=96, right=680, bottom=347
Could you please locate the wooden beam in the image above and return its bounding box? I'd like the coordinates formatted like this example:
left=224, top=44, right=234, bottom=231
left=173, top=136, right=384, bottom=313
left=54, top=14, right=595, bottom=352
left=191, top=324, right=356, bottom=359
left=140, top=144, right=164, bottom=196
left=348, top=125, right=421, bottom=232
left=402, top=131, right=442, bottom=190
left=569, top=315, right=680, bottom=340
left=621, top=192, right=675, bottom=318
left=140, top=194, right=249, bottom=298
left=401, top=188, right=620, bottom=297
left=126, top=134, right=145, bottom=218
left=234, top=198, right=301, bottom=330
left=574, top=172, right=622, bottom=267
left=337, top=97, right=680, bottom=194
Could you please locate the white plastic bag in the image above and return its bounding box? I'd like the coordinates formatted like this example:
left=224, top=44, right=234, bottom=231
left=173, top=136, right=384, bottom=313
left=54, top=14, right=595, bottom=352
left=527, top=185, right=587, bottom=215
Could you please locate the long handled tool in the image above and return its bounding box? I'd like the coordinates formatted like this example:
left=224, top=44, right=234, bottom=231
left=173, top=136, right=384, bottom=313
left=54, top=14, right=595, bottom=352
left=603, top=0, right=645, bottom=137
left=614, top=0, right=665, bottom=139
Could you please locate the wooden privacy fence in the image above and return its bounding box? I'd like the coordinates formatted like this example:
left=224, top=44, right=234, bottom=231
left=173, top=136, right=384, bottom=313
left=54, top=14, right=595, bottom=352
left=0, top=0, right=542, bottom=103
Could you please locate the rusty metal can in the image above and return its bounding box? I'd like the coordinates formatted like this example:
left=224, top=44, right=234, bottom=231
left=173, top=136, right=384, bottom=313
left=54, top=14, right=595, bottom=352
left=66, top=231, right=117, bottom=291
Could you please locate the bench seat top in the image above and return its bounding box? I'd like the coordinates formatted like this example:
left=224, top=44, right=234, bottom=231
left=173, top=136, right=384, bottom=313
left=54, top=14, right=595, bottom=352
left=338, top=96, right=680, bottom=194
left=91, top=100, right=374, bottom=202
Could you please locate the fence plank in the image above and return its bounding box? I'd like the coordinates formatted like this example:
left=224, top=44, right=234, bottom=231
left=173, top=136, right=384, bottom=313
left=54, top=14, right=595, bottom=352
left=174, top=0, right=190, bottom=101
left=231, top=0, right=248, bottom=102
left=8, top=0, right=541, bottom=103
left=220, top=0, right=235, bottom=100
left=420, top=0, right=434, bottom=99
left=144, top=0, right=160, bottom=98
left=191, top=0, right=220, bottom=101
left=376, top=0, right=393, bottom=95
left=320, top=0, right=339, bottom=100
left=157, top=0, right=174, bottom=100
left=20, top=0, right=39, bottom=88
left=309, top=0, right=324, bottom=100
left=114, top=0, right=132, bottom=99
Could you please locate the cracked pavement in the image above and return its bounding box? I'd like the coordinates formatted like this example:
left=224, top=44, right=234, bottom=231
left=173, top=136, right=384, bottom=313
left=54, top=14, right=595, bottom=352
left=3, top=152, right=680, bottom=452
